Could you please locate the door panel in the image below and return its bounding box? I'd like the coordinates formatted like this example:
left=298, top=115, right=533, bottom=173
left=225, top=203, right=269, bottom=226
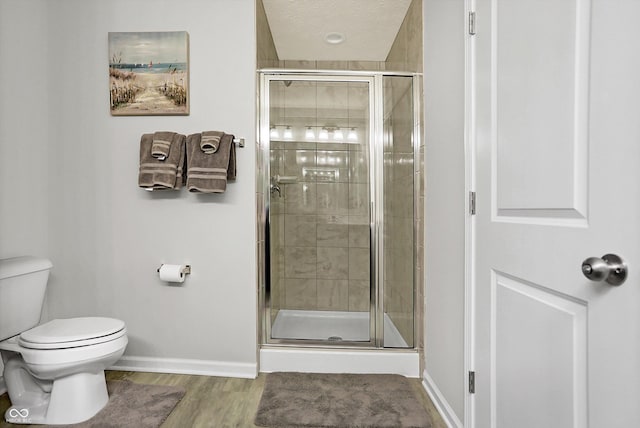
left=492, top=272, right=587, bottom=428
left=474, top=0, right=640, bottom=427
left=265, top=76, right=374, bottom=345
left=493, top=0, right=589, bottom=222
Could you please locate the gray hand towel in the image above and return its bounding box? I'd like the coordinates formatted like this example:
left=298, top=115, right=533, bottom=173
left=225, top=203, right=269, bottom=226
left=151, top=131, right=176, bottom=160
left=186, top=133, right=236, bottom=193
left=200, top=130, right=224, bottom=154
left=139, top=133, right=186, bottom=190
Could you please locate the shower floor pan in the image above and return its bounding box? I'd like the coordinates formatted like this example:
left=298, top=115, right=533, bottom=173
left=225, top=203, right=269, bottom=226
left=271, top=310, right=408, bottom=348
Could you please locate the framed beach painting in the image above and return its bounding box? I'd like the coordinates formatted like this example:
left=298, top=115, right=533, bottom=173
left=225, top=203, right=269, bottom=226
left=108, top=31, right=189, bottom=116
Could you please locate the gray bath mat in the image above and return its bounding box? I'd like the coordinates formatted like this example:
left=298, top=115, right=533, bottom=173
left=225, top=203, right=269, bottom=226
left=255, top=372, right=432, bottom=428
left=53, top=380, right=185, bottom=428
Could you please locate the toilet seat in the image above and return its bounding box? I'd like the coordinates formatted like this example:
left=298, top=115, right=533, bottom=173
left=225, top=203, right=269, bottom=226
left=19, top=317, right=126, bottom=350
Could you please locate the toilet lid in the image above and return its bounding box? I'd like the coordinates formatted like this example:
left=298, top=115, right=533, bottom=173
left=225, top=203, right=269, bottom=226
left=19, top=317, right=125, bottom=349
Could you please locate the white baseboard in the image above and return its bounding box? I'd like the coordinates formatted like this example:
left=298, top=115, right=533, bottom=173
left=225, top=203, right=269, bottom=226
left=109, top=356, right=258, bottom=379
left=422, top=369, right=463, bottom=428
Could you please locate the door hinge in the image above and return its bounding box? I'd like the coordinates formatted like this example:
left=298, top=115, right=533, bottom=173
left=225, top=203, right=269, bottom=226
left=469, top=191, right=476, bottom=215
left=468, top=371, right=476, bottom=394
left=468, top=11, right=477, bottom=35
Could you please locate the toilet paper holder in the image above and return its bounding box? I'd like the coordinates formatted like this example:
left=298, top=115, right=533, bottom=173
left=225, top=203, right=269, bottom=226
left=157, top=264, right=191, bottom=275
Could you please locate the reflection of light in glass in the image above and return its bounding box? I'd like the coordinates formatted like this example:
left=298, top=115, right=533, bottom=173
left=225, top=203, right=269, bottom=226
left=305, top=127, right=315, bottom=140
left=283, top=126, right=293, bottom=139
left=348, top=128, right=358, bottom=141
left=270, top=126, right=279, bottom=139
left=319, top=128, right=329, bottom=140
left=333, top=128, right=344, bottom=141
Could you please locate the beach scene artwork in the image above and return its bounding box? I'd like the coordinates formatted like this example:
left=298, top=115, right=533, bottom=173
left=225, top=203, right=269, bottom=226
left=109, top=31, right=189, bottom=115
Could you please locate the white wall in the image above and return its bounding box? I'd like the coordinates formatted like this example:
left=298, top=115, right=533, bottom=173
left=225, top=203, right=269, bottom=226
left=423, top=0, right=466, bottom=424
left=1, top=0, right=258, bottom=374
left=0, top=0, right=50, bottom=259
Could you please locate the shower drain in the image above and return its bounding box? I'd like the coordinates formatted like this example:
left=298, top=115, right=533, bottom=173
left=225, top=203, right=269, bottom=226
left=327, top=336, right=343, bottom=341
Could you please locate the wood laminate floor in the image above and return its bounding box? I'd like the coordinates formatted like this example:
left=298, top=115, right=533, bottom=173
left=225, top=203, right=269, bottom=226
left=0, top=370, right=448, bottom=428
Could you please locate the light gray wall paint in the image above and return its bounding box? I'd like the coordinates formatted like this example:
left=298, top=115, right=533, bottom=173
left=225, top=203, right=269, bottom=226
left=0, top=0, right=50, bottom=260
left=423, top=0, right=466, bottom=423
left=1, top=0, right=258, bottom=368
left=0, top=0, right=51, bottom=387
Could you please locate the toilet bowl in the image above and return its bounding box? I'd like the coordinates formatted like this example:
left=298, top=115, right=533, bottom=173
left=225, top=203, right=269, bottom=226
left=0, top=317, right=128, bottom=425
left=0, top=257, right=128, bottom=425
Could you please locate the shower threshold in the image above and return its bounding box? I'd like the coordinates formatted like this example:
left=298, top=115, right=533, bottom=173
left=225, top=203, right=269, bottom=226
left=271, top=309, right=408, bottom=348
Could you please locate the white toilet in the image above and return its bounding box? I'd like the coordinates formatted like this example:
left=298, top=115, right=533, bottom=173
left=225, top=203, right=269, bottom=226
left=0, top=256, right=128, bottom=425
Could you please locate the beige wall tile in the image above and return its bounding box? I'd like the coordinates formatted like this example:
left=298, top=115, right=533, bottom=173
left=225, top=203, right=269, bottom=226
left=317, top=182, right=349, bottom=215
left=284, top=215, right=317, bottom=247
left=348, top=183, right=369, bottom=216
left=316, top=150, right=350, bottom=183
left=348, top=280, right=370, bottom=312
left=285, top=278, right=317, bottom=309
left=348, top=224, right=369, bottom=248
left=317, top=83, right=349, bottom=119
left=349, top=248, right=370, bottom=281
left=283, top=60, right=317, bottom=69
left=256, top=0, right=279, bottom=68
left=317, top=222, right=349, bottom=247
left=284, top=247, right=317, bottom=278
left=285, top=183, right=317, bottom=214
left=316, top=61, right=349, bottom=70
left=348, top=85, right=370, bottom=119
left=283, top=149, right=316, bottom=178
left=347, top=61, right=383, bottom=71
left=348, top=150, right=369, bottom=183
left=317, top=279, right=349, bottom=311
left=317, top=247, right=349, bottom=279
left=385, top=0, right=422, bottom=73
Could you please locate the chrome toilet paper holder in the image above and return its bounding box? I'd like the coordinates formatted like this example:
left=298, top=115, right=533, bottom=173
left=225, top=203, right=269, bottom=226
left=157, top=264, right=191, bottom=275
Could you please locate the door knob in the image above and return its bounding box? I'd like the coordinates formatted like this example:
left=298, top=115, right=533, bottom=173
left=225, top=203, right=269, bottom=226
left=581, top=254, right=627, bottom=286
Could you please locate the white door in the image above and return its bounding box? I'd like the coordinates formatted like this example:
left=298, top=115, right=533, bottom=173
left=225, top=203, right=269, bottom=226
left=473, top=1, right=640, bottom=427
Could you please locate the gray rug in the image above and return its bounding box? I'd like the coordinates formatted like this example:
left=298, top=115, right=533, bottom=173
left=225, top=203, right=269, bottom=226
left=255, top=372, right=432, bottom=428
left=53, top=380, right=185, bottom=428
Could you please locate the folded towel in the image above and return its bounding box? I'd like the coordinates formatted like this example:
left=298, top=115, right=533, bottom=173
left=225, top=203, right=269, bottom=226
left=200, top=130, right=224, bottom=154
left=175, top=135, right=186, bottom=189
left=186, top=133, right=236, bottom=193
left=151, top=131, right=176, bottom=160
left=138, top=133, right=186, bottom=190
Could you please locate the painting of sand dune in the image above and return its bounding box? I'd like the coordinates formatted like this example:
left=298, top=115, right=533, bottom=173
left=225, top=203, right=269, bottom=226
left=109, top=31, right=189, bottom=116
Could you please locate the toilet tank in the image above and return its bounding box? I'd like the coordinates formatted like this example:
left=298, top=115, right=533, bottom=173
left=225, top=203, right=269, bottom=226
left=0, top=256, right=52, bottom=341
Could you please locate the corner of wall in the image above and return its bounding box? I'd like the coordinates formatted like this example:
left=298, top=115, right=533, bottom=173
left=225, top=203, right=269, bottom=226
left=256, top=0, right=279, bottom=68
left=422, top=369, right=464, bottom=428
left=422, top=0, right=467, bottom=424
left=385, top=0, right=423, bottom=72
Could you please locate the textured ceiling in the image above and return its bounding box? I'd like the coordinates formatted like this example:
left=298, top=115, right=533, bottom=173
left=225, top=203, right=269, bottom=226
left=262, top=0, right=412, bottom=61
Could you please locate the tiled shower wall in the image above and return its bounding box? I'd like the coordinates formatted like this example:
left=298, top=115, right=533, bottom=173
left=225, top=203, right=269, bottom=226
left=384, top=0, right=424, bottom=350
left=269, top=81, right=371, bottom=317
left=257, top=0, right=424, bottom=349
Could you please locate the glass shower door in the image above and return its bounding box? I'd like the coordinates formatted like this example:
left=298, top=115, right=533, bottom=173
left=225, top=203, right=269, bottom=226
left=266, top=76, right=374, bottom=344
left=382, top=75, right=415, bottom=348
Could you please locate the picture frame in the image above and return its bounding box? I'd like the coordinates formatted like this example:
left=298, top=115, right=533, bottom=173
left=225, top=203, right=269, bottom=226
left=108, top=31, right=189, bottom=116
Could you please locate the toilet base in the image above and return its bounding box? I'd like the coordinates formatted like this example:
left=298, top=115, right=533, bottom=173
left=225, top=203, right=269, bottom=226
left=4, top=369, right=108, bottom=425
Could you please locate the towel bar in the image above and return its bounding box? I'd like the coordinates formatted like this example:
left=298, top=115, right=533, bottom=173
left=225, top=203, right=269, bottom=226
left=156, top=264, right=191, bottom=274
left=233, top=138, right=245, bottom=148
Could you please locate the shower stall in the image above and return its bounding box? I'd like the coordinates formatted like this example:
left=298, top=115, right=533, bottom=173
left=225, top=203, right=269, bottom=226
left=258, top=71, right=420, bottom=359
